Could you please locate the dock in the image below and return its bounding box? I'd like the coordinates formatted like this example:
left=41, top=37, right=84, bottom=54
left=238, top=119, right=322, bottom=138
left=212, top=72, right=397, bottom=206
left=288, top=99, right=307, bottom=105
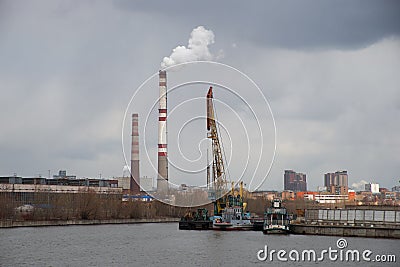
left=290, top=207, right=400, bottom=239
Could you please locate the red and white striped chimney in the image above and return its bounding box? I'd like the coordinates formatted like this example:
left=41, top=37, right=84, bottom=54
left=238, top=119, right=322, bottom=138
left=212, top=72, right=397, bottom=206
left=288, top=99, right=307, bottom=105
left=130, top=113, right=140, bottom=194
left=157, top=70, right=168, bottom=192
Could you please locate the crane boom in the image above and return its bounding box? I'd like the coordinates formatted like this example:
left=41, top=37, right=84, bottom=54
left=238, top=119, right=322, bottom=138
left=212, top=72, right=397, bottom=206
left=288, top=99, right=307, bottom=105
left=206, top=87, right=228, bottom=215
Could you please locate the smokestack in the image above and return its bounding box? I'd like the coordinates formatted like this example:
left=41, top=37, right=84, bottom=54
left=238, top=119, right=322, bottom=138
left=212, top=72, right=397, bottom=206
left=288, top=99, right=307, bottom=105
left=157, top=70, right=168, bottom=193
left=130, top=113, right=140, bottom=194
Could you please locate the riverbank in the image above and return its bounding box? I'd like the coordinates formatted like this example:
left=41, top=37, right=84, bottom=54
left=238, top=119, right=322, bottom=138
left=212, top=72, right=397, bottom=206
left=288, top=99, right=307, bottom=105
left=0, top=217, right=180, bottom=228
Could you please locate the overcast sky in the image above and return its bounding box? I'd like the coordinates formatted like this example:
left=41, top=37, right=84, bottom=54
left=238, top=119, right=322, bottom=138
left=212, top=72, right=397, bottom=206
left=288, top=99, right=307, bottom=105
left=1, top=0, right=399, bottom=191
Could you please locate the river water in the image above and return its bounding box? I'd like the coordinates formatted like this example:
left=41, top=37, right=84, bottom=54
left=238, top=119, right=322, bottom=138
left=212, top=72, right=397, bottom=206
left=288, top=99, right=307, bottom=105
left=0, top=223, right=398, bottom=266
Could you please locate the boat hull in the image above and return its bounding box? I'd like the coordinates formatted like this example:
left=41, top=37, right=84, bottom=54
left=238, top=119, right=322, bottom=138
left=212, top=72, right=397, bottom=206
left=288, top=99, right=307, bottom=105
left=263, top=228, right=290, bottom=234
left=213, top=223, right=254, bottom=231
left=212, top=206, right=253, bottom=231
left=179, top=220, right=213, bottom=230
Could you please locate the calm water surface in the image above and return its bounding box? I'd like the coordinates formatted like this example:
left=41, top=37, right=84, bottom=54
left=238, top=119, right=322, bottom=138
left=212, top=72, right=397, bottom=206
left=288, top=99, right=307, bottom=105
left=0, top=223, right=399, bottom=266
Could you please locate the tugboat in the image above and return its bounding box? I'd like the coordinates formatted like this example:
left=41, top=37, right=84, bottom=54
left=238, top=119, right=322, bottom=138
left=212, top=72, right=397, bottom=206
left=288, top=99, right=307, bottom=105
left=212, top=182, right=253, bottom=231
left=213, top=206, right=253, bottom=230
left=263, top=199, right=290, bottom=234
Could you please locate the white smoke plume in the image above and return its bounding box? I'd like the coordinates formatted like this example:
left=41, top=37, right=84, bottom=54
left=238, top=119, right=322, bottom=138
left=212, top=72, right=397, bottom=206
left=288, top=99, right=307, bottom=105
left=351, top=179, right=369, bottom=190
left=161, top=26, right=215, bottom=68
left=122, top=165, right=130, bottom=177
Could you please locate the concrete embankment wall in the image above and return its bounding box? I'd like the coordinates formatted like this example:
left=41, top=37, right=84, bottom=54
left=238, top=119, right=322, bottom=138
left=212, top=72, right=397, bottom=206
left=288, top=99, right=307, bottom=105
left=291, top=224, right=400, bottom=239
left=0, top=218, right=180, bottom=228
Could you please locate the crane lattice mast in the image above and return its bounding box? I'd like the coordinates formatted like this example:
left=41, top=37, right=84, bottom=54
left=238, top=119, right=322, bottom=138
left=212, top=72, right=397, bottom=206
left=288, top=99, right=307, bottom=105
left=206, top=87, right=228, bottom=215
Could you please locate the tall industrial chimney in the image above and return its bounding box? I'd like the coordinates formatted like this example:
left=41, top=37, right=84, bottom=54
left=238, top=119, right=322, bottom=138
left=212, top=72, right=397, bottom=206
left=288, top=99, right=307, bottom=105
left=130, top=113, right=140, bottom=194
left=157, top=70, right=168, bottom=193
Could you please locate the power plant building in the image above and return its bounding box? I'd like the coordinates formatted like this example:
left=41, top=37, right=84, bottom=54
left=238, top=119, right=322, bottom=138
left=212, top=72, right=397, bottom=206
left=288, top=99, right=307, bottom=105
left=140, top=176, right=154, bottom=192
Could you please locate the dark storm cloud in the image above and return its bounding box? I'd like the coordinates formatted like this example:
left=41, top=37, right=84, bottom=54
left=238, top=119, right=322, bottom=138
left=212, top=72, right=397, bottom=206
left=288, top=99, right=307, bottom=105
left=0, top=0, right=399, bottom=190
left=115, top=0, right=400, bottom=49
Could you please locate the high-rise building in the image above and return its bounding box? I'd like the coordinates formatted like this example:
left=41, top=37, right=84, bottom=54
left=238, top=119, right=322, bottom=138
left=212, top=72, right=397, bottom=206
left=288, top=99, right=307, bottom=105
left=324, top=170, right=348, bottom=195
left=324, top=172, right=335, bottom=189
left=284, top=170, right=295, bottom=190
left=284, top=170, right=307, bottom=192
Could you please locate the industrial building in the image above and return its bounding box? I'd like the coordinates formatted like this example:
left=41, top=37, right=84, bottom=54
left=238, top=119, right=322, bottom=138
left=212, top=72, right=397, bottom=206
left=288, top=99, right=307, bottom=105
left=0, top=173, right=118, bottom=188
left=0, top=172, right=122, bottom=212
left=140, top=176, right=155, bottom=192
left=116, top=176, right=154, bottom=193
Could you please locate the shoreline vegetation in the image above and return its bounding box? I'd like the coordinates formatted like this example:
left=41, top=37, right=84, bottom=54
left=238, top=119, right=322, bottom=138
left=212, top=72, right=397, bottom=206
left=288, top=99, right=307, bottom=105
left=0, top=190, right=213, bottom=228
left=0, top=190, right=274, bottom=228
